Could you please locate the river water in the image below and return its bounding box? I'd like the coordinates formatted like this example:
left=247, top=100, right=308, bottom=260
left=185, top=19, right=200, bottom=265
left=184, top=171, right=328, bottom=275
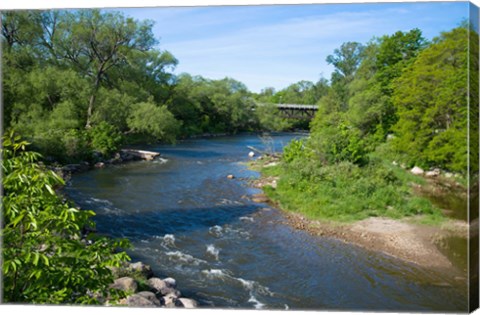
left=65, top=133, right=468, bottom=311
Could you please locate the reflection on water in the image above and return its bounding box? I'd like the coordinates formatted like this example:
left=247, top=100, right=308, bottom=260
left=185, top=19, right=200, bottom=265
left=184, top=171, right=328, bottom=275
left=65, top=133, right=468, bottom=311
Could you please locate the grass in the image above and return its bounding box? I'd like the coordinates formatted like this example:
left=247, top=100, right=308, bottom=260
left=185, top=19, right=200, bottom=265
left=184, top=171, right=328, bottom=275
left=257, top=150, right=448, bottom=224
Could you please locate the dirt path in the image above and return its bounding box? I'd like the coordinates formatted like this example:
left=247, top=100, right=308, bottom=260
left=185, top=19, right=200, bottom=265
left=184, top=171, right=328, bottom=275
left=284, top=211, right=468, bottom=270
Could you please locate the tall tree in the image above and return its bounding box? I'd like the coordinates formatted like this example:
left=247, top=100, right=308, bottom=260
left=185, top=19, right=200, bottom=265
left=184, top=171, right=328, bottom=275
left=392, top=26, right=469, bottom=172
left=51, top=10, right=158, bottom=127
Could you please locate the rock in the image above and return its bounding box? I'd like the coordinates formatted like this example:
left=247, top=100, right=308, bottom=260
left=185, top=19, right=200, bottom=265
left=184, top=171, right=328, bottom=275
left=63, top=164, right=81, bottom=173
left=425, top=168, right=441, bottom=177
left=94, top=162, right=105, bottom=168
left=147, top=277, right=176, bottom=296
left=126, top=294, right=157, bottom=307
left=411, top=166, right=424, bottom=175
left=161, top=292, right=179, bottom=308
left=227, top=174, right=235, bottom=179
left=110, top=277, right=138, bottom=293
left=136, top=291, right=161, bottom=306
left=176, top=298, right=198, bottom=308
left=129, top=261, right=154, bottom=278
left=248, top=151, right=255, bottom=158
left=392, top=161, right=398, bottom=166
left=162, top=277, right=177, bottom=289
left=269, top=180, right=278, bottom=189
left=121, top=149, right=160, bottom=161
left=445, top=172, right=454, bottom=178
left=92, top=151, right=103, bottom=159
left=251, top=194, right=269, bottom=203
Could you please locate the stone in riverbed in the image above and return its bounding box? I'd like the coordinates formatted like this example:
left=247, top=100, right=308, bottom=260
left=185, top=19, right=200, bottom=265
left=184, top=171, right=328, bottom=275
left=227, top=174, right=235, bottom=179
left=136, top=291, right=161, bottom=306
left=251, top=194, right=269, bottom=203
left=161, top=292, right=179, bottom=307
left=147, top=277, right=176, bottom=296
left=94, top=162, right=105, bottom=168
left=126, top=294, right=158, bottom=307
left=176, top=298, right=198, bottom=308
left=110, top=277, right=138, bottom=293
left=162, top=277, right=177, bottom=288
left=248, top=151, right=255, bottom=157
left=129, top=261, right=154, bottom=278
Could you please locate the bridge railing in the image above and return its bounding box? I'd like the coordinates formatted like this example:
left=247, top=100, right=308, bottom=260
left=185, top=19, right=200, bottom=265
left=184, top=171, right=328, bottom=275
left=256, top=103, right=319, bottom=110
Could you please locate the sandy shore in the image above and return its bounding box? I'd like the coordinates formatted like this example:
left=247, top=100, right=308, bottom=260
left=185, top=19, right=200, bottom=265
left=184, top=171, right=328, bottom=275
left=282, top=211, right=468, bottom=270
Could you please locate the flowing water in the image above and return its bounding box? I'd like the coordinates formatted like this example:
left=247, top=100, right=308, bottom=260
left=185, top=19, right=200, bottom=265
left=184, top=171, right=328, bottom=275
left=65, top=133, right=468, bottom=311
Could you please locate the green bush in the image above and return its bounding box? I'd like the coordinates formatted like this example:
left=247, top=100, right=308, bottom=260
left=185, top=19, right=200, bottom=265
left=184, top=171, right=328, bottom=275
left=88, top=122, right=123, bottom=156
left=2, top=131, right=131, bottom=304
left=266, top=150, right=442, bottom=222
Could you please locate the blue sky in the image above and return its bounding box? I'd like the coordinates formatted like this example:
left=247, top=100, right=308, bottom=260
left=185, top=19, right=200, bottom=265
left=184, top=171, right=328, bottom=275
left=115, top=2, right=469, bottom=93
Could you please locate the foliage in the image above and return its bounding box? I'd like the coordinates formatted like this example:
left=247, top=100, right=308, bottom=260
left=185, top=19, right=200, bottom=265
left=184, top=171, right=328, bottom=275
left=127, top=100, right=180, bottom=143
left=2, top=131, right=131, bottom=303
left=255, top=103, right=292, bottom=131
left=261, top=26, right=469, bottom=224
left=88, top=122, right=123, bottom=156
left=282, top=139, right=313, bottom=164
left=392, top=27, right=469, bottom=172
left=265, top=150, right=442, bottom=222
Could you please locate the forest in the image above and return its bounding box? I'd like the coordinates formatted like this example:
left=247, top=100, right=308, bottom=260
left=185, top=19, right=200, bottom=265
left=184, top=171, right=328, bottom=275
left=1, top=8, right=478, bottom=304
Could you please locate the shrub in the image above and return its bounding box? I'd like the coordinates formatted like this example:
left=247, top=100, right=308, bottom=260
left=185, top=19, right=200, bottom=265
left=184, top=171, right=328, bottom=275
left=2, top=131, right=130, bottom=304
left=88, top=122, right=123, bottom=156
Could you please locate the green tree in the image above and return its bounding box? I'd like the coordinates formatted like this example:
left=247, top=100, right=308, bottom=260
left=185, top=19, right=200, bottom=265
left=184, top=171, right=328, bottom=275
left=2, top=132, right=130, bottom=303
left=392, top=26, right=469, bottom=172
left=127, top=100, right=180, bottom=142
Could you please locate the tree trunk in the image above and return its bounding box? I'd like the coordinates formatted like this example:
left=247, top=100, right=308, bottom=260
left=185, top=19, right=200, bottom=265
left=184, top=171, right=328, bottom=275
left=85, top=73, right=102, bottom=128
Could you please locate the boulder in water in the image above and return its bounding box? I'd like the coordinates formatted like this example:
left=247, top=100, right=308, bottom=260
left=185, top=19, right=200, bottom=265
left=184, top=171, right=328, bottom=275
left=126, top=294, right=157, bottom=307
left=248, top=151, right=255, bottom=158
left=176, top=298, right=198, bottom=308
left=136, top=291, right=161, bottom=306
left=161, top=292, right=179, bottom=308
left=147, top=277, right=176, bottom=296
left=227, top=174, right=235, bottom=179
left=163, top=277, right=177, bottom=289
left=129, top=261, right=154, bottom=278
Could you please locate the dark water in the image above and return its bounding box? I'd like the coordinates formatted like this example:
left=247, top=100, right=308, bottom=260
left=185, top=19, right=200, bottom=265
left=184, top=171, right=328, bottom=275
left=65, top=133, right=468, bottom=311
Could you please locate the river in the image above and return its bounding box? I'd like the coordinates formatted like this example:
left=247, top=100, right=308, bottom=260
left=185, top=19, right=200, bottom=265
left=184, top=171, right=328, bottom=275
left=64, top=133, right=468, bottom=311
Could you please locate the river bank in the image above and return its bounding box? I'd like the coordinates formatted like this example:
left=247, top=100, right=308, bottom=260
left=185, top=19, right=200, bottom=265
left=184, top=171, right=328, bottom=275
left=248, top=155, right=470, bottom=274
left=64, top=133, right=469, bottom=310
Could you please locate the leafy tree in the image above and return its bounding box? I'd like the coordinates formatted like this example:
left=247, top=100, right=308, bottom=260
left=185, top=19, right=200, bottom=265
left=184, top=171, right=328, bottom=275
left=2, top=131, right=130, bottom=303
left=326, top=41, right=364, bottom=108
left=88, top=122, right=123, bottom=156
left=127, top=100, right=180, bottom=143
left=254, top=103, right=292, bottom=131
left=392, top=26, right=469, bottom=172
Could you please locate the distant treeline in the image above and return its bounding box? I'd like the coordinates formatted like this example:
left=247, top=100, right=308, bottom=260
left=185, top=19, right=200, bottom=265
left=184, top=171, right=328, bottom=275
left=2, top=10, right=478, bottom=172
left=2, top=9, right=292, bottom=164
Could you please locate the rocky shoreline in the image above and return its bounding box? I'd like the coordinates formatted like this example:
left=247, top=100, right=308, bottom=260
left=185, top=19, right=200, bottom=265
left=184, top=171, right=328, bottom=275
left=49, top=148, right=163, bottom=179
left=49, top=149, right=199, bottom=307
left=107, top=261, right=198, bottom=308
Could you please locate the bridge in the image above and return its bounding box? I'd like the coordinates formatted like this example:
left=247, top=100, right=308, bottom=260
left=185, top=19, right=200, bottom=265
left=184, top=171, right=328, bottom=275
left=256, top=103, right=319, bottom=119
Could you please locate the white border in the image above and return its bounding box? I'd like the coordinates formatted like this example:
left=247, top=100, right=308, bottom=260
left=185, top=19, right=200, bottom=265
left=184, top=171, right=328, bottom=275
left=0, top=0, right=477, bottom=10
left=0, top=1, right=479, bottom=315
